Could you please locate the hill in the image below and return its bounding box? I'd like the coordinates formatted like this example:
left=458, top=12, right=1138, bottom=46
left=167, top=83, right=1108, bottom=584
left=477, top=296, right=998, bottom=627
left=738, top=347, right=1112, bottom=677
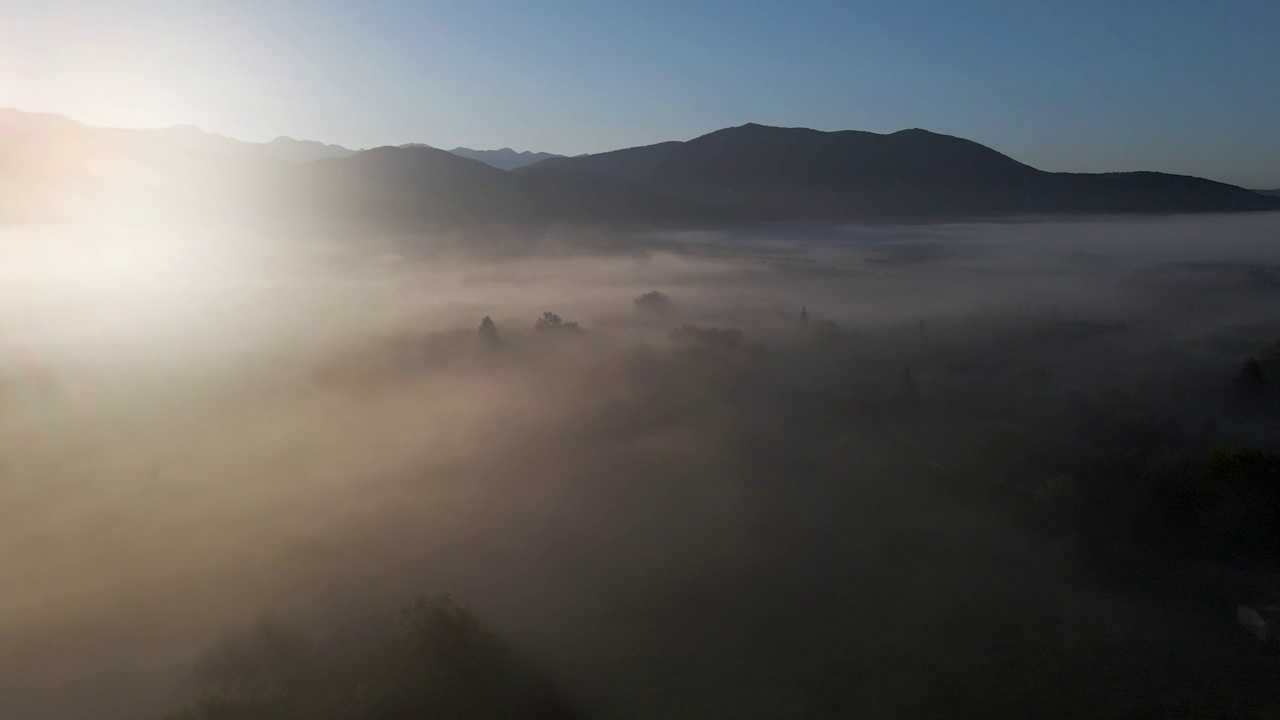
left=449, top=147, right=564, bottom=170
left=520, top=123, right=1280, bottom=220
left=286, top=144, right=723, bottom=228
left=0, top=111, right=356, bottom=163
left=262, top=136, right=356, bottom=163
left=2, top=111, right=1277, bottom=227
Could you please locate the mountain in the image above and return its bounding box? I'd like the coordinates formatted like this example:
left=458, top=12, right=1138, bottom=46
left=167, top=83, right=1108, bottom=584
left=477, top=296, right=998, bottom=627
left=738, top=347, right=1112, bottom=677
left=0, top=111, right=709, bottom=227
left=119, top=121, right=356, bottom=163
left=2, top=110, right=1277, bottom=227
left=140, top=124, right=355, bottom=162
left=299, top=145, right=723, bottom=227
left=263, top=136, right=356, bottom=163
left=521, top=123, right=1280, bottom=219
left=2, top=109, right=354, bottom=161
left=1256, top=189, right=1280, bottom=198
left=0, top=108, right=355, bottom=163
left=0, top=109, right=287, bottom=223
left=449, top=147, right=564, bottom=171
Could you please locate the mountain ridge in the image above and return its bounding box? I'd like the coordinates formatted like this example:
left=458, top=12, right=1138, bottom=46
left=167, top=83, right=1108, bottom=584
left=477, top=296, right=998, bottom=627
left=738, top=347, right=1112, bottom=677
left=0, top=108, right=359, bottom=164
left=448, top=147, right=564, bottom=171
left=2, top=110, right=1276, bottom=226
left=520, top=123, right=1278, bottom=218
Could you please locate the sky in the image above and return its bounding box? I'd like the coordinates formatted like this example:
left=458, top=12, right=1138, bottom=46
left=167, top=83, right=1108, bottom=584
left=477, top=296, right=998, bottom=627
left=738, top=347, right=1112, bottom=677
left=3, top=0, right=1278, bottom=187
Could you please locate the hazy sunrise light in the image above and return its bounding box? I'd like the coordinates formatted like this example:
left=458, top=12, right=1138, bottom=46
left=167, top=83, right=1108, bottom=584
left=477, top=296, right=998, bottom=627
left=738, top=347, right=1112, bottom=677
left=3, top=2, right=1280, bottom=719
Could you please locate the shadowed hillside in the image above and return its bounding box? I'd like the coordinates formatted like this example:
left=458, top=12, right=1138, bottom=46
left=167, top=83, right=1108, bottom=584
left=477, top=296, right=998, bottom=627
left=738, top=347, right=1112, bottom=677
left=450, top=147, right=565, bottom=170
left=2, top=111, right=1277, bottom=227
left=522, top=124, right=1280, bottom=219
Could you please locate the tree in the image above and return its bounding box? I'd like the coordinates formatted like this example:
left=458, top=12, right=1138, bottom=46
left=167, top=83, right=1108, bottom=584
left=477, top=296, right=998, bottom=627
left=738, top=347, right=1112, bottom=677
left=534, top=312, right=560, bottom=332
left=165, top=595, right=586, bottom=720
left=533, top=312, right=582, bottom=335
left=668, top=324, right=742, bottom=351
left=478, top=316, right=499, bottom=347
left=634, top=291, right=672, bottom=314
left=1236, top=356, right=1265, bottom=393
left=898, top=365, right=920, bottom=403
left=1145, top=448, right=1280, bottom=564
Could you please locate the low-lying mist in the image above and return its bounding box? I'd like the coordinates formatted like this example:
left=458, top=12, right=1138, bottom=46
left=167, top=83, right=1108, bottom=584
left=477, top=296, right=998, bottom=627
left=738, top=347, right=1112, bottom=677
left=4, top=213, right=1280, bottom=718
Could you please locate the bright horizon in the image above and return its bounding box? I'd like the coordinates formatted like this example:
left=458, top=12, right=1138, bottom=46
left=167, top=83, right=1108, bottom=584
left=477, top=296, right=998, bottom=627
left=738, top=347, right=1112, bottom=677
left=4, top=0, right=1279, bottom=188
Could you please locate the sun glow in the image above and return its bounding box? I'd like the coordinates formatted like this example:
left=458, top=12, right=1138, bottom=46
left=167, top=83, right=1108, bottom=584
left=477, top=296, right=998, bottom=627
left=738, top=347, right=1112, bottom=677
left=2, top=4, right=289, bottom=139
left=0, top=225, right=253, bottom=365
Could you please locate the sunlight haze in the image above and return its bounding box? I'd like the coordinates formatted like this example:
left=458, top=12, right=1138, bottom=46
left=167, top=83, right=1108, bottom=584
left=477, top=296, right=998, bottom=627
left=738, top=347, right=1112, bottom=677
left=5, top=0, right=1279, bottom=186
left=4, top=3, right=1280, bottom=719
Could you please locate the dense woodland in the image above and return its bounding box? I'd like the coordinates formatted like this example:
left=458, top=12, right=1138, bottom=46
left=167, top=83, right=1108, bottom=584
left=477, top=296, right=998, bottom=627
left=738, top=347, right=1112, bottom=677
left=6, top=217, right=1280, bottom=718
left=161, top=297, right=1280, bottom=719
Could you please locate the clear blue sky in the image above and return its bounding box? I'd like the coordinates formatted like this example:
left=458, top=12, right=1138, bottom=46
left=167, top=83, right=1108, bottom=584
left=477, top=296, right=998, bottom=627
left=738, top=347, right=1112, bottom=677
left=4, top=0, right=1278, bottom=187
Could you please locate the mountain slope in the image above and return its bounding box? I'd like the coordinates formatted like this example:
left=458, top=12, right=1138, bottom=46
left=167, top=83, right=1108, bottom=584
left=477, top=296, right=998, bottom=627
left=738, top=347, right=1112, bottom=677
left=522, top=124, right=1280, bottom=219
left=297, top=145, right=525, bottom=225
left=0, top=109, right=355, bottom=163
left=2, top=111, right=1277, bottom=226
left=449, top=147, right=564, bottom=171
left=0, top=111, right=720, bottom=227
left=140, top=123, right=357, bottom=162
left=0, top=109, right=290, bottom=222
left=289, top=145, right=725, bottom=227
left=263, top=136, right=356, bottom=163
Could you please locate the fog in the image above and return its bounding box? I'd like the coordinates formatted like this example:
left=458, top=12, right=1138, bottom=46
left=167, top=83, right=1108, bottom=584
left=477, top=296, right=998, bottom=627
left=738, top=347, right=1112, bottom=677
left=4, top=213, right=1280, bottom=718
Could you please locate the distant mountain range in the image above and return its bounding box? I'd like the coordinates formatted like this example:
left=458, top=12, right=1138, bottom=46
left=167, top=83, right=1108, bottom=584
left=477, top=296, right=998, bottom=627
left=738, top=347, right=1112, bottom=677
left=0, top=112, right=360, bottom=164
left=1256, top=189, right=1280, bottom=198
left=398, top=145, right=562, bottom=170
left=519, top=123, right=1279, bottom=218
left=2, top=109, right=1276, bottom=226
left=448, top=147, right=564, bottom=170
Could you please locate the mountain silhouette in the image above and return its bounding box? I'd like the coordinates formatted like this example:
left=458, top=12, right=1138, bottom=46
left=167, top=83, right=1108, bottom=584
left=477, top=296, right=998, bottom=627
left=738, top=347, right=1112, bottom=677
left=286, top=144, right=722, bottom=228
left=263, top=136, right=355, bottom=163
left=88, top=118, right=357, bottom=163
left=0, top=109, right=288, bottom=222
left=0, top=108, right=352, bottom=183
left=142, top=123, right=356, bottom=162
left=520, top=123, right=1279, bottom=219
left=449, top=147, right=564, bottom=171
left=2, top=111, right=1277, bottom=226
left=297, top=144, right=523, bottom=226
